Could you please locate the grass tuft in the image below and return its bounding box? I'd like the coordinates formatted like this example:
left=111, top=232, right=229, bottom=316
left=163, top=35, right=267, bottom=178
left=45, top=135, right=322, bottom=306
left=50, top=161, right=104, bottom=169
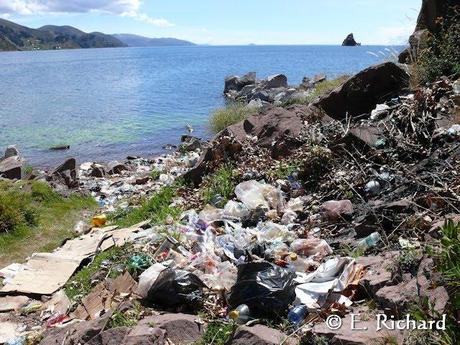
left=194, top=322, right=234, bottom=345
left=201, top=165, right=235, bottom=207
left=209, top=103, right=257, bottom=134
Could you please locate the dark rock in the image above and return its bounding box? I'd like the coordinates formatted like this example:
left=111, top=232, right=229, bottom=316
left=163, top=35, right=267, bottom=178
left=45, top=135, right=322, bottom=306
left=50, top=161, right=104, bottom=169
left=50, top=145, right=70, bottom=151
left=226, top=325, right=295, bottom=345
left=224, top=72, right=256, bottom=94
left=139, top=313, right=205, bottom=345
left=107, top=161, right=128, bottom=175
left=415, top=0, right=451, bottom=33
left=4, top=145, right=19, bottom=159
left=312, top=74, right=327, bottom=85
left=90, top=165, right=106, bottom=178
left=342, top=33, right=360, bottom=46
left=0, top=156, right=23, bottom=180
left=49, top=158, right=78, bottom=188
left=86, top=327, right=130, bottom=345
left=180, top=136, right=202, bottom=152
left=263, top=74, right=288, bottom=89
left=315, top=62, right=409, bottom=120
left=135, top=176, right=150, bottom=185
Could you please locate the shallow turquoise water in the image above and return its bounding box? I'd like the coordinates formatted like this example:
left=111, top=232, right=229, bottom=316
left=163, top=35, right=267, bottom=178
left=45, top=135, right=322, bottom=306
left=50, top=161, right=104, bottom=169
left=0, top=45, right=401, bottom=167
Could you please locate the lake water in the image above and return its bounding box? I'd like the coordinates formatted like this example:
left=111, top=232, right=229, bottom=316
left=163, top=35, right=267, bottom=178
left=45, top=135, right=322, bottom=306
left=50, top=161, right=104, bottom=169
left=0, top=45, right=402, bottom=167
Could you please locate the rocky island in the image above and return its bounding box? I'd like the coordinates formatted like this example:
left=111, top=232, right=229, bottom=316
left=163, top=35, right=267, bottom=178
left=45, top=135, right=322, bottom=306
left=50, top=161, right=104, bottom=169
left=0, top=1, right=459, bottom=344
left=342, top=33, right=360, bottom=46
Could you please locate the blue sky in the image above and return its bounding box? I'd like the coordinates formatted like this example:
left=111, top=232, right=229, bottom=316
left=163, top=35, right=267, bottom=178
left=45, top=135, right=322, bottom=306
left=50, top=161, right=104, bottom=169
left=0, top=0, right=421, bottom=45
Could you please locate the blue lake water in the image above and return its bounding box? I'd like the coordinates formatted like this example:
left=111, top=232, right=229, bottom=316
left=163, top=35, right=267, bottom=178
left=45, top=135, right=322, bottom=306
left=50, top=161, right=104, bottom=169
left=0, top=45, right=402, bottom=167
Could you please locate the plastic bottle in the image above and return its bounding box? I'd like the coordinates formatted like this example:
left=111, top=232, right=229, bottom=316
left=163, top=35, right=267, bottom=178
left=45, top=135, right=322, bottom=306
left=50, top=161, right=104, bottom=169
left=286, top=253, right=310, bottom=273
left=288, top=304, right=308, bottom=326
left=357, top=232, right=381, bottom=251
left=229, top=304, right=250, bottom=324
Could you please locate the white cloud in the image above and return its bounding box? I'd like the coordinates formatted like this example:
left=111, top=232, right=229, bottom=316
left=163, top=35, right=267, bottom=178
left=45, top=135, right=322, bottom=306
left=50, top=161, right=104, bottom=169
left=121, top=11, right=174, bottom=27
left=0, top=1, right=173, bottom=27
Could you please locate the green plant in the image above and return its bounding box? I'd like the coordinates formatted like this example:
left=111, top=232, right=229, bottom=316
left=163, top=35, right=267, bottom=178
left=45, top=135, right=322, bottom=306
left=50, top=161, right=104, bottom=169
left=282, top=76, right=349, bottom=106
left=269, top=160, right=302, bottom=180
left=437, top=220, right=460, bottom=288
left=64, top=245, right=131, bottom=303
left=194, top=322, right=234, bottom=345
left=417, top=6, right=460, bottom=83
left=110, top=186, right=181, bottom=227
left=150, top=169, right=161, bottom=180
left=209, top=103, right=257, bottom=133
left=201, top=165, right=235, bottom=207
left=107, top=302, right=143, bottom=329
left=0, top=181, right=96, bottom=266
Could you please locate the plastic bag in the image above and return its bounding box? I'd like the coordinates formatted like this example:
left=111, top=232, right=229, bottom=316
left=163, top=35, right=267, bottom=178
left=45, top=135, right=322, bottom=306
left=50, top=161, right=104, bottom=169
left=227, top=262, right=297, bottom=317
left=145, top=268, right=207, bottom=308
left=235, top=180, right=269, bottom=209
left=290, top=238, right=332, bottom=259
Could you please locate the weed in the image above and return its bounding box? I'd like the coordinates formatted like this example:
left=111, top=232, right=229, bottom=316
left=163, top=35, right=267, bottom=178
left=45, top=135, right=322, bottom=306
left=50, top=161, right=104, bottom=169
left=269, top=160, right=302, bottom=180
left=391, top=248, right=422, bottom=276
left=110, top=186, right=181, bottom=228
left=107, top=302, right=143, bottom=329
left=209, top=103, right=257, bottom=134
left=282, top=76, right=349, bottom=106
left=201, top=165, right=235, bottom=207
left=437, top=220, right=460, bottom=288
left=0, top=181, right=96, bottom=266
left=64, top=245, right=131, bottom=303
left=194, top=321, right=234, bottom=345
left=150, top=169, right=161, bottom=180
left=300, top=334, right=329, bottom=345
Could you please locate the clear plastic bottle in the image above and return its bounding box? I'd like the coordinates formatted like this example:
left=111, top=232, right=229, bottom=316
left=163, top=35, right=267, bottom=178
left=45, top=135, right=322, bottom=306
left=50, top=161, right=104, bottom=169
left=229, top=304, right=250, bottom=324
left=288, top=304, right=308, bottom=326
left=286, top=253, right=308, bottom=273
left=357, top=232, right=381, bottom=251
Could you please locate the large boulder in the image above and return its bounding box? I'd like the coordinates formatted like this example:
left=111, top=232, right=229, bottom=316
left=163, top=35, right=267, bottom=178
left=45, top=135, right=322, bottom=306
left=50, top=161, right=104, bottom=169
left=48, top=158, right=78, bottom=189
left=4, top=145, right=20, bottom=159
left=263, top=74, right=288, bottom=89
left=342, top=33, right=359, bottom=46
left=0, top=156, right=23, bottom=180
left=314, top=62, right=409, bottom=120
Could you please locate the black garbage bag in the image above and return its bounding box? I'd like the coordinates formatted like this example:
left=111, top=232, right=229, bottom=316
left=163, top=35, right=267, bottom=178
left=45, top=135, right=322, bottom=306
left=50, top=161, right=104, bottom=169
left=227, top=262, right=297, bottom=317
left=146, top=268, right=207, bottom=308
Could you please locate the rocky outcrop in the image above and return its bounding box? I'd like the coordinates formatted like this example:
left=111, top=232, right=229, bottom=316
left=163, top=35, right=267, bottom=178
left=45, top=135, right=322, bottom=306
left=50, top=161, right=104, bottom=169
left=399, top=0, right=455, bottom=63
left=224, top=72, right=316, bottom=106
left=314, top=62, right=409, bottom=120
left=342, top=33, right=360, bottom=46
left=47, top=158, right=79, bottom=190
left=0, top=146, right=23, bottom=180
left=226, top=325, right=296, bottom=345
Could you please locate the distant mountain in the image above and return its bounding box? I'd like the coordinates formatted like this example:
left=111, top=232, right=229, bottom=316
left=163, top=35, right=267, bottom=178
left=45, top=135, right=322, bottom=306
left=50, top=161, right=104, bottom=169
left=113, top=34, right=195, bottom=47
left=0, top=18, right=126, bottom=51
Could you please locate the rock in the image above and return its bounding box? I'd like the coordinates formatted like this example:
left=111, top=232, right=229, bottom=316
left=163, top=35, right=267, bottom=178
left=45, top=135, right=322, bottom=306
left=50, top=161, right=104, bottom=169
left=224, top=72, right=256, bottom=94
left=0, top=156, right=23, bottom=180
left=40, top=314, right=110, bottom=345
left=107, top=161, right=127, bottom=175
left=86, top=327, right=130, bottom=345
left=226, top=325, right=295, bottom=345
left=90, top=165, right=106, bottom=178
left=4, top=145, right=19, bottom=159
left=310, top=309, right=404, bottom=345
left=180, top=136, right=202, bottom=152
left=356, top=251, right=399, bottom=296
left=342, top=33, right=359, bottom=46
left=375, top=279, right=418, bottom=317
left=49, top=158, right=78, bottom=188
left=263, top=74, right=288, bottom=89
left=313, top=74, right=327, bottom=85
left=315, top=62, right=409, bottom=120
left=320, top=200, right=354, bottom=220
left=50, top=145, right=70, bottom=151
left=139, top=313, right=205, bottom=345
left=417, top=257, right=449, bottom=314
left=123, top=324, right=165, bottom=345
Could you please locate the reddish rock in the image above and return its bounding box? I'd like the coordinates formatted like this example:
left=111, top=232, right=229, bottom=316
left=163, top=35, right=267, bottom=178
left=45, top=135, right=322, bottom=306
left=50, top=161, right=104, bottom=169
left=0, top=156, right=23, bottom=180
left=226, top=325, right=296, bottom=345
left=139, top=313, right=205, bottom=345
left=314, top=62, right=409, bottom=120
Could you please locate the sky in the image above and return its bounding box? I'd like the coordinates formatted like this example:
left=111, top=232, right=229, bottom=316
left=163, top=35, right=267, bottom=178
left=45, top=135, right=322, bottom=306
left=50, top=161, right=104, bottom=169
left=0, top=0, right=422, bottom=45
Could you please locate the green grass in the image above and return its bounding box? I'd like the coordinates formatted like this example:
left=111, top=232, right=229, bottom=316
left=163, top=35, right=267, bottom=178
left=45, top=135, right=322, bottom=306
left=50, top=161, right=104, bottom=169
left=194, top=322, right=234, bottom=345
left=109, top=186, right=181, bottom=228
left=201, top=166, right=235, bottom=207
left=64, top=245, right=132, bottom=303
left=107, top=301, right=143, bottom=329
left=282, top=75, right=350, bottom=106
left=150, top=169, right=161, bottom=180
left=0, top=180, right=97, bottom=266
left=209, top=103, right=257, bottom=134
left=437, top=220, right=460, bottom=289
left=268, top=160, right=302, bottom=180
